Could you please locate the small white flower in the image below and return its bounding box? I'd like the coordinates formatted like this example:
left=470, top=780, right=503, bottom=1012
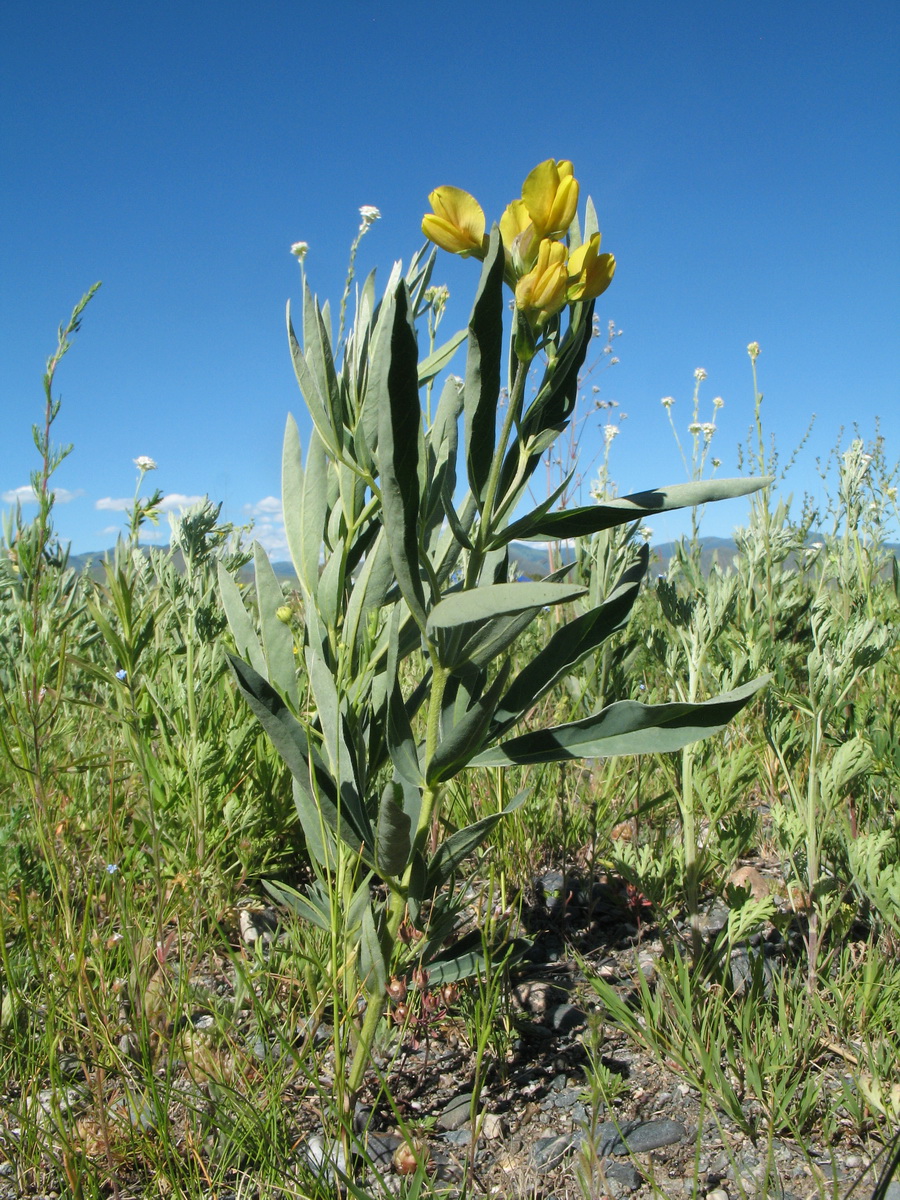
left=359, top=205, right=381, bottom=225
left=711, top=457, right=721, bottom=468
left=133, top=456, right=157, bottom=472
left=694, top=368, right=708, bottom=381
left=700, top=422, right=717, bottom=440
left=609, top=356, right=620, bottom=365
left=886, top=487, right=897, bottom=501
left=661, top=396, right=675, bottom=409
left=603, top=424, right=620, bottom=445
left=688, top=422, right=703, bottom=435
left=639, top=526, right=653, bottom=542
left=290, top=241, right=309, bottom=260
left=747, top=341, right=760, bottom=359
left=713, top=396, right=724, bottom=409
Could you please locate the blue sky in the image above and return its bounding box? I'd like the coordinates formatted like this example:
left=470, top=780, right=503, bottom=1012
left=2, top=1, right=897, bottom=556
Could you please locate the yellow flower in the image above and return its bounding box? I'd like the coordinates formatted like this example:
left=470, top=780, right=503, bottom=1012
left=566, top=234, right=616, bottom=302
left=422, top=186, right=487, bottom=258
left=521, top=159, right=579, bottom=240
left=515, top=238, right=569, bottom=326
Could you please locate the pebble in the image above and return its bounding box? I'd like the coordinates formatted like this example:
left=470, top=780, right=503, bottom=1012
left=437, top=1091, right=474, bottom=1131
left=593, top=1117, right=686, bottom=1156
left=707, top=1190, right=729, bottom=1200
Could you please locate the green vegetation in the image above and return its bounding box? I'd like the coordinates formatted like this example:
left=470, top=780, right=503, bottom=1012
left=1, top=167, right=898, bottom=1199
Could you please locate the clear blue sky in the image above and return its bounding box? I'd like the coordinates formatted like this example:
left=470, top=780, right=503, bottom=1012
left=2, top=1, right=897, bottom=556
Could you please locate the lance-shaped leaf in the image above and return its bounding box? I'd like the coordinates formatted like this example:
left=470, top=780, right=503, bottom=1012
left=254, top=541, right=299, bottom=708
left=464, top=227, right=505, bottom=508
left=427, top=661, right=511, bottom=784
left=299, top=430, right=329, bottom=594
left=287, top=302, right=340, bottom=459
left=448, top=563, right=579, bottom=671
left=422, top=929, right=530, bottom=986
left=359, top=904, right=388, bottom=998
left=228, top=654, right=375, bottom=864
left=375, top=781, right=412, bottom=877
left=418, top=328, right=466, bottom=385
left=217, top=562, right=266, bottom=678
left=303, top=282, right=344, bottom=452
left=471, top=676, right=771, bottom=767
left=374, top=283, right=427, bottom=629
left=495, top=476, right=772, bottom=545
left=425, top=789, right=527, bottom=894
left=281, top=414, right=305, bottom=581
left=491, top=546, right=649, bottom=737
left=427, top=581, right=586, bottom=634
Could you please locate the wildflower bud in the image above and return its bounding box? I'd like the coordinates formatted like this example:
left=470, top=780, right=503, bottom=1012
left=747, top=341, right=760, bottom=360
left=411, top=966, right=429, bottom=991
left=440, top=982, right=459, bottom=1006
left=391, top=1002, right=410, bottom=1025
left=386, top=976, right=407, bottom=1003
left=275, top=605, right=293, bottom=624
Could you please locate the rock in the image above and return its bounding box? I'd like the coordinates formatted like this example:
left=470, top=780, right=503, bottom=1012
left=481, top=1112, right=504, bottom=1140
left=604, top=1159, right=643, bottom=1189
left=707, top=1190, right=729, bottom=1200
left=532, top=1132, right=582, bottom=1167
left=593, top=1117, right=686, bottom=1156
left=437, top=1091, right=473, bottom=1131
left=728, top=865, right=774, bottom=900
left=549, top=1002, right=587, bottom=1033
left=365, top=1133, right=401, bottom=1168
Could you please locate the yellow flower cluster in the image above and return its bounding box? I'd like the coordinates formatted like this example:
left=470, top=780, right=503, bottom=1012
left=421, top=159, right=615, bottom=328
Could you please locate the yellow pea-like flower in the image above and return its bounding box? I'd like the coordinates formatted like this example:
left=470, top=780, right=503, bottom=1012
left=521, top=159, right=579, bottom=240
left=421, top=186, right=488, bottom=258
left=515, top=238, right=569, bottom=326
left=567, top=233, right=616, bottom=302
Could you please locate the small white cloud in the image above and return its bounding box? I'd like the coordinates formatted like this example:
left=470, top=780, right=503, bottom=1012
left=245, top=496, right=283, bottom=517
left=157, top=493, right=205, bottom=513
left=96, top=496, right=131, bottom=512
left=3, top=485, right=82, bottom=505
left=243, top=496, right=287, bottom=558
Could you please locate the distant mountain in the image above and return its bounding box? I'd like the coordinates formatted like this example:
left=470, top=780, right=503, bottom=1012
left=64, top=535, right=900, bottom=586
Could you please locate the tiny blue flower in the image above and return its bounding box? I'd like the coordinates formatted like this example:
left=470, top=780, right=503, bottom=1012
left=106, top=863, right=119, bottom=875
left=115, top=669, right=127, bottom=682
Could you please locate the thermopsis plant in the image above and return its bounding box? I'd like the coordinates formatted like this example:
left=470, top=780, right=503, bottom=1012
left=219, top=160, right=769, bottom=1098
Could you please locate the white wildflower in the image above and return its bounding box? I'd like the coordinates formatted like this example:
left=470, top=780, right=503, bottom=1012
left=747, top=341, right=760, bottom=359
left=359, top=205, right=381, bottom=226
left=639, top=526, right=653, bottom=542
left=688, top=422, right=703, bottom=435
left=700, top=422, right=717, bottom=440
left=713, top=396, right=724, bottom=409
left=661, top=396, right=675, bottom=409
left=603, top=424, right=620, bottom=445
left=290, top=241, right=309, bottom=260
left=694, top=368, right=708, bottom=381
left=133, top=456, right=157, bottom=472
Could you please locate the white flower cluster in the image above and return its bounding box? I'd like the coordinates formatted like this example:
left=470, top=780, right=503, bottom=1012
left=133, top=456, right=157, bottom=472
left=290, top=241, right=309, bottom=261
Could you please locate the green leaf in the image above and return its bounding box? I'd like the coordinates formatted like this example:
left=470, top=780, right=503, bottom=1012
left=359, top=905, right=388, bottom=998
left=418, top=328, right=466, bottom=385
left=471, top=676, right=771, bottom=767
left=464, top=227, right=505, bottom=507
left=216, top=563, right=266, bottom=678
left=423, top=929, right=530, bottom=986
left=374, top=282, right=427, bottom=629
left=253, top=542, right=299, bottom=708
left=287, top=301, right=339, bottom=458
left=427, top=581, right=586, bottom=634
left=375, top=781, right=412, bottom=876
left=427, top=662, right=511, bottom=784
left=281, top=414, right=305, bottom=582
left=425, top=789, right=527, bottom=893
left=300, top=431, right=329, bottom=594
left=496, top=477, right=773, bottom=544
left=491, top=546, right=648, bottom=736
